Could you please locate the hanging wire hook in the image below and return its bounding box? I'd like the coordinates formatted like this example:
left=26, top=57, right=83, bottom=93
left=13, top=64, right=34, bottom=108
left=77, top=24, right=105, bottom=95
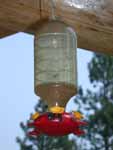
left=50, top=0, right=56, bottom=20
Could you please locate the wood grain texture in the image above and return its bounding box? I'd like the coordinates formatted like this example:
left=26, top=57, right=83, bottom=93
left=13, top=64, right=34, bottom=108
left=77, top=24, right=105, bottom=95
left=0, top=0, right=47, bottom=36
left=0, top=0, right=113, bottom=55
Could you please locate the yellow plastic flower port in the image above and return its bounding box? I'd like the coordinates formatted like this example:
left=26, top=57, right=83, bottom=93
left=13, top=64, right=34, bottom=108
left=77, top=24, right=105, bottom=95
left=72, top=111, right=84, bottom=120
left=31, top=112, right=40, bottom=120
left=49, top=106, right=65, bottom=114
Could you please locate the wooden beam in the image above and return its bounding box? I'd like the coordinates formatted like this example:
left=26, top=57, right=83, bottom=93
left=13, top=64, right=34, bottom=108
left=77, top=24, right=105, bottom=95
left=0, top=0, right=113, bottom=55
left=0, top=25, right=17, bottom=37
left=52, top=0, right=113, bottom=55
left=0, top=0, right=48, bottom=38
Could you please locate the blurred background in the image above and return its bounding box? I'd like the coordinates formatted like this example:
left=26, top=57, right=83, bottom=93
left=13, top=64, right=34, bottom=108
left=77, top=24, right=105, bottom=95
left=0, top=32, right=113, bottom=150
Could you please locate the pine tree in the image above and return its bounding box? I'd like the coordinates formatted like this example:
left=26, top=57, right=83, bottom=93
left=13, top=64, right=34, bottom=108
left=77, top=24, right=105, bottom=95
left=16, top=100, right=77, bottom=150
left=74, top=53, right=113, bottom=150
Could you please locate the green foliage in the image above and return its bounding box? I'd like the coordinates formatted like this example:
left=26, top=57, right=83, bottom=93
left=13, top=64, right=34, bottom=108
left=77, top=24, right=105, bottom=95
left=17, top=52, right=113, bottom=150
left=88, top=53, right=113, bottom=85
left=75, top=53, right=113, bottom=150
left=17, top=100, right=76, bottom=150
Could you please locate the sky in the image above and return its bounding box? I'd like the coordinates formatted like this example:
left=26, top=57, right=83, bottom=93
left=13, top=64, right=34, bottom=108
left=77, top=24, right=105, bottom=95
left=0, top=32, right=93, bottom=150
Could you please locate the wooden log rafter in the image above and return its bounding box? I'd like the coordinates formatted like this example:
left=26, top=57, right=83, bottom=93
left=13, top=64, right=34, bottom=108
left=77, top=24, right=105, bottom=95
left=0, top=0, right=113, bottom=55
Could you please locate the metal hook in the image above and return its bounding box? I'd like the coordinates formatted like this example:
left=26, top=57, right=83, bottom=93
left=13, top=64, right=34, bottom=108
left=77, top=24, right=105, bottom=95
left=50, top=0, right=56, bottom=20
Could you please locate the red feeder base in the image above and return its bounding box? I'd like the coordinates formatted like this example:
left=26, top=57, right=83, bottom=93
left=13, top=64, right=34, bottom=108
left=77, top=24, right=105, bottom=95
left=28, top=112, right=87, bottom=136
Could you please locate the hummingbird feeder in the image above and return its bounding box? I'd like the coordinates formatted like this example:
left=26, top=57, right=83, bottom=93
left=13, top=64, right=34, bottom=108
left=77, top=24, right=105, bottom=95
left=34, top=20, right=77, bottom=108
left=28, top=0, right=87, bottom=137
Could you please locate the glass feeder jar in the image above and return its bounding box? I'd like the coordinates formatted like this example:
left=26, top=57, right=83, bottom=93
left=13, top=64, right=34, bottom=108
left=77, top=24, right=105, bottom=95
left=34, top=20, right=77, bottom=107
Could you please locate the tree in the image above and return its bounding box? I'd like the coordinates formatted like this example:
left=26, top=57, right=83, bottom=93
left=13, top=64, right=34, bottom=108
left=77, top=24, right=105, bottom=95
left=17, top=52, right=113, bottom=150
left=17, top=100, right=77, bottom=150
left=74, top=53, right=113, bottom=150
